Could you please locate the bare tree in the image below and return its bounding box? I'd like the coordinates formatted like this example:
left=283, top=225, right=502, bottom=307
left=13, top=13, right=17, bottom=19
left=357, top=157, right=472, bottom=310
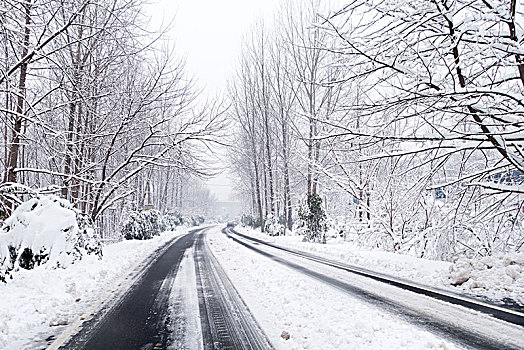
left=1, top=0, right=225, bottom=235
left=315, top=0, right=524, bottom=256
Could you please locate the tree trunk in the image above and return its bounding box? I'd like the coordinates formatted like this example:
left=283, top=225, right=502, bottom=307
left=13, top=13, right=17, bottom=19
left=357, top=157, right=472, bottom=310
left=71, top=102, right=84, bottom=204
left=4, top=0, right=32, bottom=186
left=63, top=23, right=84, bottom=200
left=508, top=0, right=524, bottom=87
left=282, top=116, right=293, bottom=231
left=307, top=118, right=313, bottom=196
left=250, top=172, right=257, bottom=216
left=254, top=161, right=264, bottom=232
left=264, top=119, right=275, bottom=214
left=3, top=32, right=9, bottom=173
left=262, top=149, right=268, bottom=217
left=251, top=135, right=264, bottom=232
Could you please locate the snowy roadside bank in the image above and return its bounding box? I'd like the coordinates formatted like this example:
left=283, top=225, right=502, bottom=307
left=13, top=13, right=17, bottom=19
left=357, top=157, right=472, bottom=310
left=234, top=227, right=524, bottom=307
left=0, top=227, right=192, bottom=349
left=207, top=226, right=458, bottom=350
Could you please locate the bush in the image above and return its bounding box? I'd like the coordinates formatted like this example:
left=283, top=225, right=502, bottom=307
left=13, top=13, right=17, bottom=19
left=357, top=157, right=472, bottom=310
left=326, top=216, right=348, bottom=239
left=183, top=215, right=205, bottom=227
left=241, top=214, right=260, bottom=229
left=265, top=214, right=284, bottom=236
left=164, top=212, right=184, bottom=230
left=297, top=194, right=327, bottom=243
left=121, top=209, right=165, bottom=240
left=144, top=210, right=167, bottom=235
left=0, top=195, right=102, bottom=283
left=121, top=210, right=204, bottom=240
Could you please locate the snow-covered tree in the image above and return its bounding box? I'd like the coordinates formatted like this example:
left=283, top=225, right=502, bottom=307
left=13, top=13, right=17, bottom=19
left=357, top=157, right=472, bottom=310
left=317, top=0, right=524, bottom=257
left=0, top=0, right=224, bottom=237
left=297, top=193, right=328, bottom=243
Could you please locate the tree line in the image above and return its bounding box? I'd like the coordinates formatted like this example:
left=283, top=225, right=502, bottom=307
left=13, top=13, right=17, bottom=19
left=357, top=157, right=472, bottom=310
left=228, top=0, right=524, bottom=259
left=0, top=0, right=223, bottom=235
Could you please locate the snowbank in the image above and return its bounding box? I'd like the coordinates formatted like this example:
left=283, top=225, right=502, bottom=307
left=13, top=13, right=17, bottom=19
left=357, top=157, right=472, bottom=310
left=0, top=195, right=101, bottom=282
left=235, top=227, right=524, bottom=306
left=447, top=253, right=524, bottom=303
left=0, top=228, right=189, bottom=349
left=235, top=227, right=449, bottom=285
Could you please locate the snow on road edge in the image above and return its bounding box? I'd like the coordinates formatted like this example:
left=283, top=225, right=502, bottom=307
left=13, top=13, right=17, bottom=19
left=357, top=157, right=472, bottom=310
left=168, top=246, right=203, bottom=350
left=0, top=227, right=193, bottom=349
left=235, top=227, right=524, bottom=306
left=207, top=226, right=459, bottom=350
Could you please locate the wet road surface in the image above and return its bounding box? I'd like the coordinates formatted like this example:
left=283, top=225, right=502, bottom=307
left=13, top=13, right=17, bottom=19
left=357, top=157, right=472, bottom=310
left=58, top=227, right=272, bottom=350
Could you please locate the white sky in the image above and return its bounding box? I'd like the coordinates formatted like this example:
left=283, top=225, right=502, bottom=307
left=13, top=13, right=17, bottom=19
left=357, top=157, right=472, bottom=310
left=148, top=0, right=281, bottom=201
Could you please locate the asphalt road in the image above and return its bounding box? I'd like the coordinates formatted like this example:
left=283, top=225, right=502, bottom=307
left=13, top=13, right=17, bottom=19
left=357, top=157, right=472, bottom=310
left=61, top=230, right=199, bottom=350
left=58, top=227, right=272, bottom=350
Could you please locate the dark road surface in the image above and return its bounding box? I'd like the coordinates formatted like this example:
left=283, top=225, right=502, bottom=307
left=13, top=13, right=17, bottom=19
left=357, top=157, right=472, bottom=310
left=58, top=227, right=272, bottom=350
left=62, top=230, right=198, bottom=350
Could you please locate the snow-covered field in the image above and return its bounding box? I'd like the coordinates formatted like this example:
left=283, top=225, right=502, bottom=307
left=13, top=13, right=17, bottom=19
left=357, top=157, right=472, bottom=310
left=234, top=227, right=524, bottom=306
left=207, top=226, right=459, bottom=350
left=0, top=228, right=192, bottom=349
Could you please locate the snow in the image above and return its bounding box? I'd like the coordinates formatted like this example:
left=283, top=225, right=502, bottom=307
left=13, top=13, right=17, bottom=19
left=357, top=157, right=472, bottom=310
left=236, top=227, right=449, bottom=281
left=235, top=227, right=524, bottom=306
left=168, top=247, right=203, bottom=350
left=2, top=221, right=521, bottom=349
left=207, top=226, right=460, bottom=350
left=448, top=253, right=524, bottom=303
left=0, top=195, right=101, bottom=282
left=0, top=228, right=191, bottom=349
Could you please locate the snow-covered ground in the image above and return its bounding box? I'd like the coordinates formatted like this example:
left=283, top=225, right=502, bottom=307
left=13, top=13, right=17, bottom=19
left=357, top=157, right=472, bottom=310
left=3, top=223, right=521, bottom=349
left=234, top=227, right=524, bottom=306
left=207, top=226, right=460, bottom=350
left=0, top=227, right=192, bottom=349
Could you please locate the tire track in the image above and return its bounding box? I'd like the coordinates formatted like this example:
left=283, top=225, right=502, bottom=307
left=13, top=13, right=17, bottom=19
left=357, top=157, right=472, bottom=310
left=228, top=228, right=524, bottom=325
left=194, top=230, right=273, bottom=350
left=56, top=229, right=203, bottom=350
left=52, top=226, right=273, bottom=350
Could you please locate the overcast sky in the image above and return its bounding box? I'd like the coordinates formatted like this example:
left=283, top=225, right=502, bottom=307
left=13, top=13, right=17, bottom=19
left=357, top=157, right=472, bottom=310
left=148, top=0, right=281, bottom=201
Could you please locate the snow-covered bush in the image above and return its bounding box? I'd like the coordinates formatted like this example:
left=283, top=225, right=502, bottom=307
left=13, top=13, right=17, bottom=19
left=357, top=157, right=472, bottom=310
left=241, top=214, right=260, bottom=229
left=182, top=215, right=205, bottom=227
left=121, top=210, right=162, bottom=240
left=196, top=215, right=205, bottom=225
left=326, top=216, right=349, bottom=239
left=264, top=214, right=284, bottom=236
left=0, top=195, right=102, bottom=283
left=143, top=210, right=167, bottom=235
left=297, top=194, right=327, bottom=243
left=0, top=183, right=60, bottom=220
left=164, top=212, right=184, bottom=230
left=121, top=210, right=203, bottom=240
